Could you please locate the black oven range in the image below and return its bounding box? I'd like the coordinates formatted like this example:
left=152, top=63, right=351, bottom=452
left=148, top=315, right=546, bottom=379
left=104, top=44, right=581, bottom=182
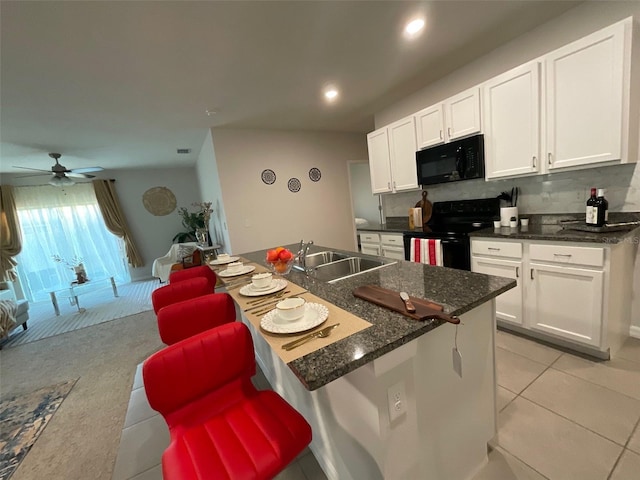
left=402, top=198, right=500, bottom=271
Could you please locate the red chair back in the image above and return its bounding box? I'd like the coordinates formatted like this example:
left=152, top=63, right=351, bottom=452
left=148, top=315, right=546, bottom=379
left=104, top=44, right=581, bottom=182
left=168, top=265, right=217, bottom=289
left=151, top=277, right=211, bottom=314
left=157, top=293, right=236, bottom=345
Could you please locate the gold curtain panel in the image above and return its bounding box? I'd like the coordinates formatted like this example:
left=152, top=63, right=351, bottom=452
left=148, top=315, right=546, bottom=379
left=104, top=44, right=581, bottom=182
left=142, top=187, right=177, bottom=216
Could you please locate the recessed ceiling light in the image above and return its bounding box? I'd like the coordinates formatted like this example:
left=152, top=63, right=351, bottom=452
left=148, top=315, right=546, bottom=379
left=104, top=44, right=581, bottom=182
left=404, top=18, right=425, bottom=37
left=324, top=87, right=339, bottom=101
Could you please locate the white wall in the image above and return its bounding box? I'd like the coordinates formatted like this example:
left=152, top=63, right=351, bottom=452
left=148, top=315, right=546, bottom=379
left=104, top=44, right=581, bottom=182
left=211, top=128, right=367, bottom=254
left=349, top=162, right=380, bottom=225
left=373, top=1, right=640, bottom=333
left=195, top=129, right=232, bottom=253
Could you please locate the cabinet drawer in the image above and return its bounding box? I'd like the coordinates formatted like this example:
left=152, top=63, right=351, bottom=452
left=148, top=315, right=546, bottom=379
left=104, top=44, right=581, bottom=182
left=529, top=244, right=604, bottom=267
left=380, top=234, right=403, bottom=246
left=471, top=240, right=522, bottom=259
left=360, top=233, right=380, bottom=243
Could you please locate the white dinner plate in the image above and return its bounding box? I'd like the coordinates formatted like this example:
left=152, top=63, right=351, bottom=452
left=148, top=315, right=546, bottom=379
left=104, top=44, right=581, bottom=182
left=218, top=265, right=256, bottom=277
left=209, top=256, right=240, bottom=266
left=260, top=303, right=329, bottom=334
left=239, top=278, right=287, bottom=297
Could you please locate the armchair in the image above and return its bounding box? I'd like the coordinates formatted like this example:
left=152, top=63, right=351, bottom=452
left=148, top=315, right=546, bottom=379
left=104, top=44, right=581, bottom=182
left=152, top=242, right=201, bottom=283
left=143, top=322, right=312, bottom=480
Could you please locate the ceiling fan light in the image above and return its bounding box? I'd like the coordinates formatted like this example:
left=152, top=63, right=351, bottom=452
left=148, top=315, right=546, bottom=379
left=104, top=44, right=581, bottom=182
left=49, top=175, right=75, bottom=187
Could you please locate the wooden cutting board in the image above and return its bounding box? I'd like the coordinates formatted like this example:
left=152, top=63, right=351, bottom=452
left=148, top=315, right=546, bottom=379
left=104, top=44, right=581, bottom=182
left=415, top=191, right=433, bottom=226
left=353, top=285, right=459, bottom=324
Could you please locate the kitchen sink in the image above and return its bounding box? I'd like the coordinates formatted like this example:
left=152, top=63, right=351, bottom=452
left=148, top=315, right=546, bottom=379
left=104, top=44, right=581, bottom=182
left=314, top=257, right=392, bottom=283
left=297, top=251, right=350, bottom=269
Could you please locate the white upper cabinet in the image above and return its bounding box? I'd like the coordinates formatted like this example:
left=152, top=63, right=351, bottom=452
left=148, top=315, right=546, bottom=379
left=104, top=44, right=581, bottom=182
left=367, top=128, right=393, bottom=194
left=483, top=62, right=541, bottom=179
left=415, top=87, right=481, bottom=149
left=444, top=87, right=481, bottom=141
left=367, top=116, right=418, bottom=194
left=545, top=18, right=632, bottom=170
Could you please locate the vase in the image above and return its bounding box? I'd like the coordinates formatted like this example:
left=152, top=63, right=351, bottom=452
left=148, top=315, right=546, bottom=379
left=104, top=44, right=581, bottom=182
left=195, top=228, right=209, bottom=247
left=74, top=264, right=88, bottom=284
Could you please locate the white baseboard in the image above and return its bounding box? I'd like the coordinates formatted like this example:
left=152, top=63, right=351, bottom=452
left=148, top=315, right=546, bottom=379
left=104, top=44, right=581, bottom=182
left=630, top=325, right=640, bottom=339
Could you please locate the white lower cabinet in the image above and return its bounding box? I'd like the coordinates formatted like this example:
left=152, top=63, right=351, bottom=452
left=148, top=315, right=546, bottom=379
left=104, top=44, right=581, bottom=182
left=358, top=231, right=404, bottom=259
left=471, top=237, right=634, bottom=358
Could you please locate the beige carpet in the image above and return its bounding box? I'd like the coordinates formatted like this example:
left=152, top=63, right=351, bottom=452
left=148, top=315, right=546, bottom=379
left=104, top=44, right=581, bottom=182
left=2, top=280, right=159, bottom=348
left=0, top=309, right=164, bottom=480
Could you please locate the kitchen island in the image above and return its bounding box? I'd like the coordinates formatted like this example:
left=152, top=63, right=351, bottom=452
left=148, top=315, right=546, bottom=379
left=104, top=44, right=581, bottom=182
left=230, top=245, right=514, bottom=480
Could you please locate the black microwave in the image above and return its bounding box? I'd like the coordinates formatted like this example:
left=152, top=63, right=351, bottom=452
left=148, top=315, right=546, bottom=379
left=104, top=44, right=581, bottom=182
left=416, top=134, right=484, bottom=186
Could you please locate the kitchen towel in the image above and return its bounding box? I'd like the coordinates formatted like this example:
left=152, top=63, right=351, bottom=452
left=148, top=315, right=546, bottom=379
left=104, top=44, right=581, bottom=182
left=409, top=238, right=443, bottom=266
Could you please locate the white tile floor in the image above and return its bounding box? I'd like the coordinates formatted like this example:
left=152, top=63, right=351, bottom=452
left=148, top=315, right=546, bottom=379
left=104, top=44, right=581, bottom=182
left=112, top=331, right=640, bottom=480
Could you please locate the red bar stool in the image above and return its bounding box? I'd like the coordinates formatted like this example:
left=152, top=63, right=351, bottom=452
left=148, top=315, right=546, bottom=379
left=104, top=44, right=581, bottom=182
left=151, top=277, right=211, bottom=314
left=143, top=322, right=312, bottom=480
left=168, top=265, right=217, bottom=290
left=156, top=292, right=236, bottom=345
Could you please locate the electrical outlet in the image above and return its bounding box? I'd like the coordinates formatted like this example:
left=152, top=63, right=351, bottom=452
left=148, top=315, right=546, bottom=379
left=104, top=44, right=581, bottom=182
left=387, top=380, right=407, bottom=422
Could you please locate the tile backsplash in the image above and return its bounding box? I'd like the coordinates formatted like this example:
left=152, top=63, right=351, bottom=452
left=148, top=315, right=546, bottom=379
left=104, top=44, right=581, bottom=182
left=383, top=163, right=640, bottom=219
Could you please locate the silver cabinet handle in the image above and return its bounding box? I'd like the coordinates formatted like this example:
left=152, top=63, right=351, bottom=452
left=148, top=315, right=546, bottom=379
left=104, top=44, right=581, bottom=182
left=553, top=253, right=572, bottom=258
left=515, top=266, right=519, bottom=278
left=548, top=153, right=552, bottom=165
left=439, top=130, right=443, bottom=140
left=447, top=127, right=452, bottom=137
left=392, top=181, right=396, bottom=189
left=387, top=182, right=391, bottom=189
left=488, top=247, right=500, bottom=251
left=530, top=269, right=534, bottom=280
left=532, top=156, right=537, bottom=168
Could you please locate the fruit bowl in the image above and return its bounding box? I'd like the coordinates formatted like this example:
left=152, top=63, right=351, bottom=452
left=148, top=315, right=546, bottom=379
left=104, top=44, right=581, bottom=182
left=266, top=247, right=295, bottom=275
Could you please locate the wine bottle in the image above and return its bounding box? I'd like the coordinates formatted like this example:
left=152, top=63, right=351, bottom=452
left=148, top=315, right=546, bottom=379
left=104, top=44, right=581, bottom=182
left=586, top=187, right=597, bottom=225
left=594, top=188, right=609, bottom=227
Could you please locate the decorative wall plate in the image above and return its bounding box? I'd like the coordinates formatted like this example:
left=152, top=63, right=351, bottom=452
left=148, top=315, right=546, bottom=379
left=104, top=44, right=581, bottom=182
left=288, top=178, right=301, bottom=192
left=142, top=187, right=177, bottom=216
left=261, top=169, right=276, bottom=185
left=309, top=167, right=321, bottom=182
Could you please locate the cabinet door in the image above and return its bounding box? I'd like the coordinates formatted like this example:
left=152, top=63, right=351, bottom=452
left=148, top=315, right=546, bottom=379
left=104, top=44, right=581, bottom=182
left=361, top=243, right=381, bottom=256
left=381, top=245, right=405, bottom=260
left=472, top=257, right=523, bottom=326
left=483, top=62, right=540, bottom=179
left=415, top=104, right=445, bottom=149
left=367, top=129, right=393, bottom=194
left=444, top=87, right=481, bottom=141
left=528, top=263, right=604, bottom=347
left=388, top=117, right=419, bottom=192
left=545, top=21, right=627, bottom=170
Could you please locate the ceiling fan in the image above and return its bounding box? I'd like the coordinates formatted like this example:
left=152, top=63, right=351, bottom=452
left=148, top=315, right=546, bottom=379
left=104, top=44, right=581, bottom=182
left=13, top=153, right=104, bottom=186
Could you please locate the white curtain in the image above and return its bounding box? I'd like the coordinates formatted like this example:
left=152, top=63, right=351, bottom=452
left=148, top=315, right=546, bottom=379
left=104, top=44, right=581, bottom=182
left=14, top=184, right=130, bottom=302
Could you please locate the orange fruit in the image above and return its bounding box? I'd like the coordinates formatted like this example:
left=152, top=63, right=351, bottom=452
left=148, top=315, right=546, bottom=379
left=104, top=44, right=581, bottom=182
left=274, top=261, right=289, bottom=273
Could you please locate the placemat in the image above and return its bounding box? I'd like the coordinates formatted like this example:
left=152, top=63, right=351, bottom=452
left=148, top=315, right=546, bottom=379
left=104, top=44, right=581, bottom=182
left=227, top=279, right=308, bottom=312
left=214, top=260, right=270, bottom=287
left=244, top=291, right=372, bottom=363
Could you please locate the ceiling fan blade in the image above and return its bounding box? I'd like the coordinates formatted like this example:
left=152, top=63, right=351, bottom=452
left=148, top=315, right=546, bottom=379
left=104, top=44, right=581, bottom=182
left=70, top=166, right=104, bottom=174
left=66, top=172, right=96, bottom=179
left=15, top=172, right=52, bottom=179
left=12, top=165, right=52, bottom=173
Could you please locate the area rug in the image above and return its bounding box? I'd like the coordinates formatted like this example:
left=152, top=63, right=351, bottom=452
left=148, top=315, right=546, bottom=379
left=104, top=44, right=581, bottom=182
left=2, top=280, right=159, bottom=348
left=0, top=379, right=77, bottom=480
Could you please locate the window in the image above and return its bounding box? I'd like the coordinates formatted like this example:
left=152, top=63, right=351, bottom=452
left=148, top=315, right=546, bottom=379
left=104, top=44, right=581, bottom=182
left=14, top=184, right=130, bottom=302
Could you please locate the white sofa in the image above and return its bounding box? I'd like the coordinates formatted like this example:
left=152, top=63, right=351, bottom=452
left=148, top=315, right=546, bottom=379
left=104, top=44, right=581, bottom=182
left=151, top=242, right=199, bottom=283
left=0, top=281, right=29, bottom=344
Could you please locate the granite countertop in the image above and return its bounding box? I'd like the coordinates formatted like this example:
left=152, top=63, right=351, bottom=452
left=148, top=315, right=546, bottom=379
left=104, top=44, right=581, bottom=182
left=470, top=212, right=640, bottom=244
left=241, top=244, right=515, bottom=390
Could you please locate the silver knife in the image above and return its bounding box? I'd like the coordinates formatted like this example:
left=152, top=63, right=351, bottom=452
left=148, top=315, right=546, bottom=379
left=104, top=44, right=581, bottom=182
left=282, top=323, right=340, bottom=351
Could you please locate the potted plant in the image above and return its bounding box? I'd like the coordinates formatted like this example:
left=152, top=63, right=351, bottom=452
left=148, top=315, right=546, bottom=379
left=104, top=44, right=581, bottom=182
left=172, top=202, right=213, bottom=244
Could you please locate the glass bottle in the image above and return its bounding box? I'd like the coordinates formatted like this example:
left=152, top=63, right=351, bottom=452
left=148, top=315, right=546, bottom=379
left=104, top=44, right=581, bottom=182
left=586, top=188, right=597, bottom=225
left=594, top=188, right=609, bottom=227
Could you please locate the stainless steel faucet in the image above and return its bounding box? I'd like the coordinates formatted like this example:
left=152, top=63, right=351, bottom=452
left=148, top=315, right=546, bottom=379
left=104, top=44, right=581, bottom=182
left=297, top=239, right=314, bottom=273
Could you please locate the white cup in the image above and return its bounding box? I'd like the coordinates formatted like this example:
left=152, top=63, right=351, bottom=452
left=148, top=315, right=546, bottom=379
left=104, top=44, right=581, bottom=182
left=510, top=219, right=518, bottom=228
left=493, top=220, right=501, bottom=229
left=227, top=261, right=244, bottom=273
left=276, top=297, right=306, bottom=321
left=520, top=218, right=529, bottom=227
left=251, top=272, right=272, bottom=290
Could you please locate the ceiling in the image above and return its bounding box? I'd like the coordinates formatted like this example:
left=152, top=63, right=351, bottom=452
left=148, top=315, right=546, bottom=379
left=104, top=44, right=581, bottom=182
left=0, top=1, right=581, bottom=174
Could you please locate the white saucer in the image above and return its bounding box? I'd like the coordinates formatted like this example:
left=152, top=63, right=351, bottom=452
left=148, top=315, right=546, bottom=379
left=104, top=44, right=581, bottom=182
left=239, top=278, right=287, bottom=297
left=209, top=256, right=239, bottom=266
left=260, top=303, right=329, bottom=334
left=218, top=265, right=256, bottom=277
